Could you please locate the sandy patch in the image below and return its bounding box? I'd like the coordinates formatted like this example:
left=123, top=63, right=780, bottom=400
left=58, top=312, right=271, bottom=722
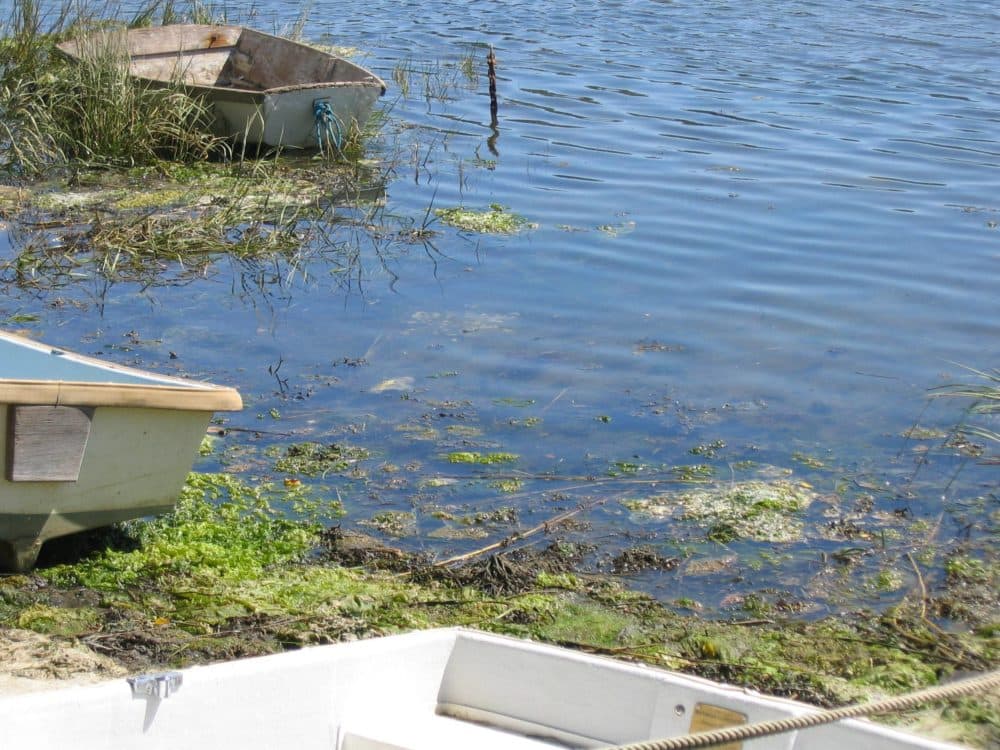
left=0, top=628, right=126, bottom=695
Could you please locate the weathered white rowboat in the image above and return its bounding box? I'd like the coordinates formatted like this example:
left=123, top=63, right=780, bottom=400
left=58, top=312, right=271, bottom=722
left=56, top=24, right=387, bottom=149
left=0, top=330, right=241, bottom=571
left=0, top=628, right=970, bottom=749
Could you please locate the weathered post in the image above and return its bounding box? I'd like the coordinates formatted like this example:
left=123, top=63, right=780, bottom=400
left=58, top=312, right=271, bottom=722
left=487, top=46, right=499, bottom=155
left=488, top=46, right=499, bottom=123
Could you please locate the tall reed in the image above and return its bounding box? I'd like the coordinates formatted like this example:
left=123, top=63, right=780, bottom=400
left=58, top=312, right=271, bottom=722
left=1, top=1, right=225, bottom=174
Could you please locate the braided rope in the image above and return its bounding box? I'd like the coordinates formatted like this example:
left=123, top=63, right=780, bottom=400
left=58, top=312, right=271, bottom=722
left=607, top=669, right=1000, bottom=750
left=313, top=99, right=344, bottom=156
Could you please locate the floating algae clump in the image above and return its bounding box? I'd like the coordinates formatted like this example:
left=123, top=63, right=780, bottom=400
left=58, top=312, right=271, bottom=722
left=447, top=451, right=518, bottom=465
left=434, top=203, right=533, bottom=233
left=624, top=480, right=816, bottom=543
left=275, top=442, right=371, bottom=477
left=360, top=511, right=417, bottom=538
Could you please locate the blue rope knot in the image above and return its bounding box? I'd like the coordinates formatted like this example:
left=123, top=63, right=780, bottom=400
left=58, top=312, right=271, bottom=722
left=313, top=99, right=344, bottom=155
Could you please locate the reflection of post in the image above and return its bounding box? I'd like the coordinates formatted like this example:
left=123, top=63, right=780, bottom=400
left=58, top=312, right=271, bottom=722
left=487, top=45, right=499, bottom=156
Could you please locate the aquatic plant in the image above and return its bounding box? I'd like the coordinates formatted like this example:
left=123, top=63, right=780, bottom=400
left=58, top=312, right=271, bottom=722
left=447, top=451, right=518, bottom=465
left=390, top=51, right=479, bottom=103
left=359, top=510, right=417, bottom=538
left=623, top=480, right=816, bottom=543
left=275, top=442, right=372, bottom=477
left=932, top=366, right=1000, bottom=459
left=489, top=479, right=523, bottom=493
left=0, top=157, right=385, bottom=288
left=16, top=603, right=101, bottom=636
left=434, top=204, right=533, bottom=234
left=668, top=464, right=716, bottom=481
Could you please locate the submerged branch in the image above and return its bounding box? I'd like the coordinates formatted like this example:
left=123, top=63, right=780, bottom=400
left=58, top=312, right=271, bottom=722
left=433, top=498, right=608, bottom=568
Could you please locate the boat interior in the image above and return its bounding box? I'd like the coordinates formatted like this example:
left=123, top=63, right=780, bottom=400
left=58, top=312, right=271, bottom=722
left=60, top=24, right=377, bottom=92
left=0, top=333, right=178, bottom=385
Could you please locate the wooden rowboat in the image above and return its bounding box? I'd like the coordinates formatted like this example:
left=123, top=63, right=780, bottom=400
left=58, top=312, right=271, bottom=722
left=0, top=628, right=971, bottom=749
left=56, top=24, right=387, bottom=149
left=0, top=330, right=241, bottom=571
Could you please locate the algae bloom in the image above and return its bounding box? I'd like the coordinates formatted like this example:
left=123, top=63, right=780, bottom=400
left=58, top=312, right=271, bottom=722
left=624, top=480, right=816, bottom=543
left=434, top=203, right=533, bottom=233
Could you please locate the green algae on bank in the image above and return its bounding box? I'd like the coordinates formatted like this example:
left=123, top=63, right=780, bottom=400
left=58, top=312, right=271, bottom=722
left=0, top=471, right=995, bottom=747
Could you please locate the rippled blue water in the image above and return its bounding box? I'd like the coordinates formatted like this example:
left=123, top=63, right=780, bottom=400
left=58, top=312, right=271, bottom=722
left=2, top=0, right=998, bottom=613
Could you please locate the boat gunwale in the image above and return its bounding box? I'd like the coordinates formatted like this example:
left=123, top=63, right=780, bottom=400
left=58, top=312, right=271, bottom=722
left=178, top=78, right=387, bottom=101
left=0, top=380, right=242, bottom=411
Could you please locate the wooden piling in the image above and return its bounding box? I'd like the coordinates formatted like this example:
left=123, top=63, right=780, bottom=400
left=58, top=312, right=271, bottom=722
left=488, top=46, right=498, bottom=125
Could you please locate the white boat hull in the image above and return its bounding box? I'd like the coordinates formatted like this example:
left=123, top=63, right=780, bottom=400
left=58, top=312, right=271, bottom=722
left=0, top=628, right=963, bottom=749
left=0, top=331, right=241, bottom=570
left=210, top=84, right=384, bottom=151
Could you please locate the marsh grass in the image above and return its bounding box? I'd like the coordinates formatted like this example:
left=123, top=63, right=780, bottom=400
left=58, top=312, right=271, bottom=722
left=2, top=31, right=224, bottom=173
left=1, top=153, right=391, bottom=290
left=146, top=0, right=226, bottom=27
left=0, top=2, right=378, bottom=175
left=932, top=367, right=1000, bottom=458
left=458, top=45, right=480, bottom=86
left=0, top=1, right=72, bottom=87
left=5, top=165, right=335, bottom=286
left=391, top=51, right=480, bottom=103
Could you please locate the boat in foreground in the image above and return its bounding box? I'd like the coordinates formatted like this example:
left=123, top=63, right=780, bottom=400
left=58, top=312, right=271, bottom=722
left=0, top=330, right=241, bottom=571
left=0, top=627, right=967, bottom=749
left=56, top=24, right=387, bottom=149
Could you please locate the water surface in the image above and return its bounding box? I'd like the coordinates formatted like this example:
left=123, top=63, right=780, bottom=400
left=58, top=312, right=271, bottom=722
left=2, top=0, right=998, bottom=615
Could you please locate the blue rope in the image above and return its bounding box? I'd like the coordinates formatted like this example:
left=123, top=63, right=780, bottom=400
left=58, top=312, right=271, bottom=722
left=313, top=99, right=344, bottom=156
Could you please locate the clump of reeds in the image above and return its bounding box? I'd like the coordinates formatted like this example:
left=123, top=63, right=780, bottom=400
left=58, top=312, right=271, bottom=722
left=0, top=155, right=389, bottom=290
left=0, top=1, right=67, bottom=86
left=1, top=1, right=225, bottom=175
left=390, top=50, right=481, bottom=104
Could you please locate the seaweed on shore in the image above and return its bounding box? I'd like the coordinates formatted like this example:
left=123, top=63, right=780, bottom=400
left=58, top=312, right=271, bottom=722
left=0, top=472, right=995, bottom=747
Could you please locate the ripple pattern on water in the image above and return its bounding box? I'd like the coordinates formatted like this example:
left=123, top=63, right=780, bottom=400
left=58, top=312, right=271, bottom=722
left=3, top=0, right=998, bottom=613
